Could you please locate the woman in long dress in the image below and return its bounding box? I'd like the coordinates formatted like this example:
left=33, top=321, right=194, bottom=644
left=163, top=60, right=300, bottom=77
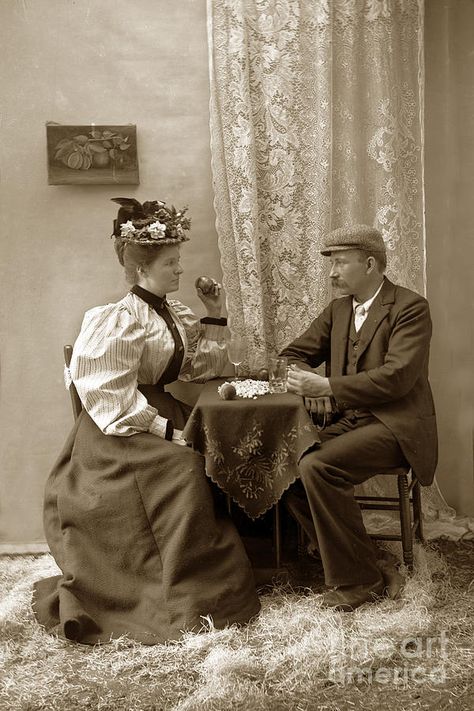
left=33, top=197, right=260, bottom=645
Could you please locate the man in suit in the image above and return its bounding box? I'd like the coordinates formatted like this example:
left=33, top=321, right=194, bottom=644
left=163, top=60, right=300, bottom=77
left=281, top=224, right=437, bottom=611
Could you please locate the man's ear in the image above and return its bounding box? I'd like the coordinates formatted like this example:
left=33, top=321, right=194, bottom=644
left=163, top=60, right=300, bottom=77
left=366, top=256, right=376, bottom=273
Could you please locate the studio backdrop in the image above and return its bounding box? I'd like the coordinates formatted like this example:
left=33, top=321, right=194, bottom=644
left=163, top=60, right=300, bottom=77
left=207, top=0, right=454, bottom=530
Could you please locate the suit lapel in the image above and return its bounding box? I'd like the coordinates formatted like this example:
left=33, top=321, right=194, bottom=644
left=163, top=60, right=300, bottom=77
left=332, top=297, right=353, bottom=375
left=355, top=279, right=395, bottom=363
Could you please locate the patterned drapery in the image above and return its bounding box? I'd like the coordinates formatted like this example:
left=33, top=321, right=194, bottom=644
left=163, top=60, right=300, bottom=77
left=207, top=0, right=463, bottom=531
left=208, top=0, right=425, bottom=371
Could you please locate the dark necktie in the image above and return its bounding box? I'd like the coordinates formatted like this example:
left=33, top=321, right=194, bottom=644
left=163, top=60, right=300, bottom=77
left=130, top=285, right=185, bottom=385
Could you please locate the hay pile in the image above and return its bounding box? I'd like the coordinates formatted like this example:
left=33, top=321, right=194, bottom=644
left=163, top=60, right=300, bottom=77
left=1, top=542, right=473, bottom=711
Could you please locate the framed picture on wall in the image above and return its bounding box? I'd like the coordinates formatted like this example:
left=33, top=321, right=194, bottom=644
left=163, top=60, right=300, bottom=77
left=46, top=123, right=139, bottom=185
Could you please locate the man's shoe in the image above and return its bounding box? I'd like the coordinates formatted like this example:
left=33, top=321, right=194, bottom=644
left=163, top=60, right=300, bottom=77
left=321, top=578, right=385, bottom=612
left=376, top=559, right=405, bottom=600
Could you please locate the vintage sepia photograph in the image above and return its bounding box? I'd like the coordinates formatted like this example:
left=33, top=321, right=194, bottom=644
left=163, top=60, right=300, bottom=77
left=1, top=1, right=473, bottom=710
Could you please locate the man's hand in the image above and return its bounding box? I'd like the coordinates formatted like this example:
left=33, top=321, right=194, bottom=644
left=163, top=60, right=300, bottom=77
left=304, top=396, right=336, bottom=428
left=304, top=397, right=323, bottom=414
left=287, top=364, right=332, bottom=397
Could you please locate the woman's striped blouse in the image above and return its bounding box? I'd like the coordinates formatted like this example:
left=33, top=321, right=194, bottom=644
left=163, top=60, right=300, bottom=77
left=68, top=292, right=228, bottom=438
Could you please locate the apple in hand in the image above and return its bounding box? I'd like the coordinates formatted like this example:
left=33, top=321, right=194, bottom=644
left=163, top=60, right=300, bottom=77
left=195, top=276, right=215, bottom=295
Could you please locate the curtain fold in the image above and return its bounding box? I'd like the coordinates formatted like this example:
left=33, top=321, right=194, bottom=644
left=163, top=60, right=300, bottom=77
left=208, top=0, right=465, bottom=535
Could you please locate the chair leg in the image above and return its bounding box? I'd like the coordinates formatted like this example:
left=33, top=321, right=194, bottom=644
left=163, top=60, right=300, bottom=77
left=273, top=502, right=281, bottom=569
left=398, top=473, right=414, bottom=571
left=412, top=477, right=424, bottom=542
left=297, top=522, right=307, bottom=558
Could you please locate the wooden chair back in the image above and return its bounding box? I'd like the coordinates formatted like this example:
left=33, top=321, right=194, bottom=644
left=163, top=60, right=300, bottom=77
left=64, top=345, right=83, bottom=420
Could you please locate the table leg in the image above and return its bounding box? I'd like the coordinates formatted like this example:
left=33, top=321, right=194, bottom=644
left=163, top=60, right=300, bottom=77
left=273, top=503, right=281, bottom=569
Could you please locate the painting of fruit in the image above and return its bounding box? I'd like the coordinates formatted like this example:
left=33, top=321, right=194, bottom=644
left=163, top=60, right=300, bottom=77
left=46, top=124, right=139, bottom=185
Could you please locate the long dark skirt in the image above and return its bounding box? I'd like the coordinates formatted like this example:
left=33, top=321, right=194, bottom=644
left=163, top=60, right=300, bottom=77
left=33, top=391, right=260, bottom=645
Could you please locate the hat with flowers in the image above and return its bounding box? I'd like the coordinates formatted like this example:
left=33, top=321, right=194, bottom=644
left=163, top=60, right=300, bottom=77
left=111, top=197, right=191, bottom=246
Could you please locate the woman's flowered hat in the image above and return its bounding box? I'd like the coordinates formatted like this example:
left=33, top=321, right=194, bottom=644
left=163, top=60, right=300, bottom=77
left=111, top=197, right=191, bottom=246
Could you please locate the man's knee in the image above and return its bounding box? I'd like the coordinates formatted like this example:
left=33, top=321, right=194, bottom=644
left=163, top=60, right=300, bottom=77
left=299, top=449, right=326, bottom=481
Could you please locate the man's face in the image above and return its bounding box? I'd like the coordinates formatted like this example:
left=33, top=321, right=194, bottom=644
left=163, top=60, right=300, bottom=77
left=328, top=249, right=370, bottom=296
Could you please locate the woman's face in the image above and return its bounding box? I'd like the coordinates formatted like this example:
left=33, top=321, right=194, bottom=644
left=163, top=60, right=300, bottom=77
left=138, top=245, right=183, bottom=297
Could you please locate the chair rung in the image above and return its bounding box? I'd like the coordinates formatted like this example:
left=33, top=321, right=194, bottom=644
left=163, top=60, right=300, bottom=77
left=356, top=496, right=412, bottom=503
left=368, top=533, right=403, bottom=541
left=358, top=503, right=403, bottom=511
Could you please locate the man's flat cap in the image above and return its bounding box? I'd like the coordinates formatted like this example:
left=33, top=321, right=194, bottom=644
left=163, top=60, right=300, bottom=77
left=320, top=224, right=386, bottom=255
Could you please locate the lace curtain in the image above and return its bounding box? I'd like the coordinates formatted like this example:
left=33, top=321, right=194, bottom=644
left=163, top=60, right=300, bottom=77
left=207, top=0, right=470, bottom=538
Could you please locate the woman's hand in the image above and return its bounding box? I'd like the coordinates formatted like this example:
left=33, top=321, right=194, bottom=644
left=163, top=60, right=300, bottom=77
left=196, top=279, right=223, bottom=318
left=172, top=429, right=187, bottom=446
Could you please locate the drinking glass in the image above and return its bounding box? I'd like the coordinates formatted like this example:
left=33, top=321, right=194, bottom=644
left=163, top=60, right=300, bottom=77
left=226, top=336, right=246, bottom=378
left=268, top=356, right=288, bottom=393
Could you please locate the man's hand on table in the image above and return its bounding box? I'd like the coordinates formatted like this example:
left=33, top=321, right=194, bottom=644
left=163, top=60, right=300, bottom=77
left=286, top=365, right=337, bottom=427
left=287, top=364, right=333, bottom=398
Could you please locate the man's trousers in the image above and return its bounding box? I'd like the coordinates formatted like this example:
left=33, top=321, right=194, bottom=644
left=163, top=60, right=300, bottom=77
left=285, top=412, right=408, bottom=587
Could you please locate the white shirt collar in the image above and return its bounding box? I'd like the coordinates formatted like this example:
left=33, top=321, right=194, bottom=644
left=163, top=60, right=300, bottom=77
left=352, top=278, right=385, bottom=313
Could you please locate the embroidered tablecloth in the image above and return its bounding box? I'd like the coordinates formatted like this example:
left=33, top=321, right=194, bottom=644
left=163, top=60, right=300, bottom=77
left=183, top=379, right=320, bottom=519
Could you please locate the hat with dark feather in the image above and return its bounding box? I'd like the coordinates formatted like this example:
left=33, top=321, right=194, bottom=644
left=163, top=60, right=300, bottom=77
left=111, top=197, right=191, bottom=246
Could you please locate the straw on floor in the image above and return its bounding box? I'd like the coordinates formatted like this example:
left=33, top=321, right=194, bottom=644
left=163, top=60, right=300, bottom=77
left=1, top=541, right=473, bottom=711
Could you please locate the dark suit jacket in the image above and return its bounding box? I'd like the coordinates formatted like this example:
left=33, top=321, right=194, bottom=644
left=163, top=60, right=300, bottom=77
left=280, top=278, right=438, bottom=485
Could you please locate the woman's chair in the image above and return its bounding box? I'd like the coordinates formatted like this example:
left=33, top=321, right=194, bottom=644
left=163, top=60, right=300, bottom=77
left=64, top=345, right=82, bottom=420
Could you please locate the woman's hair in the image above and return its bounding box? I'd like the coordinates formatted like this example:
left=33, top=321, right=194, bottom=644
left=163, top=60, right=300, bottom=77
left=114, top=238, right=164, bottom=285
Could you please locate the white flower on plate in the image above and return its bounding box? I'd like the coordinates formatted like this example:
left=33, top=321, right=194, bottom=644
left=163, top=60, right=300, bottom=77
left=120, top=220, right=137, bottom=237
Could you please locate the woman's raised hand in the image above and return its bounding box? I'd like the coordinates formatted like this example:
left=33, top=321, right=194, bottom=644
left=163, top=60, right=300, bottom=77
left=195, top=276, right=223, bottom=317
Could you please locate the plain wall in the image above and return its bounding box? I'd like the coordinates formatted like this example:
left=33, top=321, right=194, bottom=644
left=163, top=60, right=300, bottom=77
left=0, top=0, right=472, bottom=545
left=0, top=0, right=222, bottom=543
left=425, top=0, right=474, bottom=516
